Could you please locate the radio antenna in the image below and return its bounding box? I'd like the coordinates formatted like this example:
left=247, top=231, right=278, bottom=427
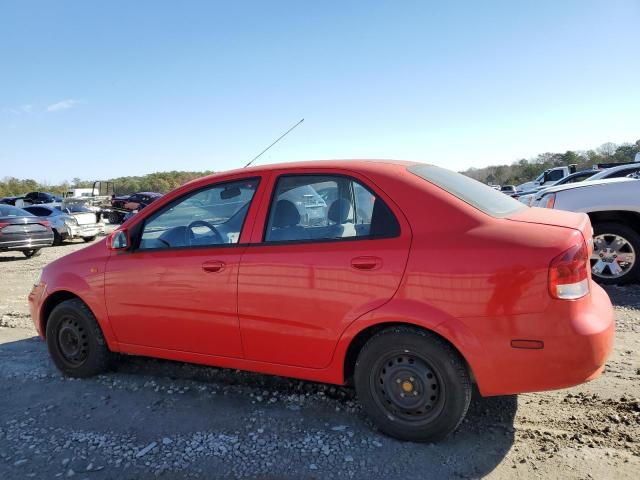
left=244, top=118, right=304, bottom=168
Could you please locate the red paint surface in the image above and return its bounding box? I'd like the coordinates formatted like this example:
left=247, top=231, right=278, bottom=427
left=29, top=160, right=614, bottom=396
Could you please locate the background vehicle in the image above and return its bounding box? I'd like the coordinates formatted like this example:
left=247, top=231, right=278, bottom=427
left=65, top=187, right=99, bottom=198
left=0, top=204, right=54, bottom=257
left=517, top=163, right=640, bottom=205
left=111, top=192, right=162, bottom=211
left=516, top=164, right=576, bottom=192
left=23, top=191, right=62, bottom=205
left=30, top=160, right=613, bottom=442
left=23, top=205, right=104, bottom=244
left=0, top=195, right=26, bottom=206
left=533, top=177, right=640, bottom=284
left=500, top=185, right=517, bottom=195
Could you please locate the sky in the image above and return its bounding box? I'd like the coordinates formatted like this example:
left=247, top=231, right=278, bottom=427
left=1, top=0, right=639, bottom=184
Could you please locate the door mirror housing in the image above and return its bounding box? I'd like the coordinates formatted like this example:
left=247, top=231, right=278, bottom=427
left=107, top=229, right=130, bottom=251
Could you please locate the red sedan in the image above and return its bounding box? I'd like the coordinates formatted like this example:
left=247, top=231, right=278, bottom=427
left=29, top=160, right=614, bottom=441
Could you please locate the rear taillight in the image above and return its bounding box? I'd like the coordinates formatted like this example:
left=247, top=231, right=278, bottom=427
left=39, top=220, right=51, bottom=228
left=548, top=241, right=590, bottom=300
left=0, top=222, right=8, bottom=230
left=543, top=193, right=556, bottom=209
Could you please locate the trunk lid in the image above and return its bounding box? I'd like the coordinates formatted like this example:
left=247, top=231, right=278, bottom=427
left=507, top=206, right=593, bottom=245
left=71, top=212, right=99, bottom=225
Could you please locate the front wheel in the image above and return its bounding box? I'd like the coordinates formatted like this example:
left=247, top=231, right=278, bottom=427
left=23, top=249, right=41, bottom=258
left=46, top=299, right=111, bottom=377
left=83, top=236, right=97, bottom=242
left=591, top=222, right=640, bottom=285
left=354, top=326, right=471, bottom=442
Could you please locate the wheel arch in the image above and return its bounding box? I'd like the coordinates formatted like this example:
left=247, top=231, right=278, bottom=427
left=338, top=300, right=486, bottom=388
left=343, top=321, right=476, bottom=385
left=39, top=289, right=119, bottom=350
left=40, top=290, right=84, bottom=338
left=587, top=210, right=640, bottom=235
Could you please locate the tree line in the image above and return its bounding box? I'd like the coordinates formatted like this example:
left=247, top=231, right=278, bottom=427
left=1, top=139, right=639, bottom=198
left=0, top=170, right=213, bottom=198
left=462, top=140, right=640, bottom=186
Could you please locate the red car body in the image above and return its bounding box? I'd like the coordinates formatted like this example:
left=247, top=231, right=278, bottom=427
left=29, top=160, right=614, bottom=397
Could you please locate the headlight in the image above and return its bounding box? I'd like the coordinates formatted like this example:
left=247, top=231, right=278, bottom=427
left=64, top=216, right=78, bottom=226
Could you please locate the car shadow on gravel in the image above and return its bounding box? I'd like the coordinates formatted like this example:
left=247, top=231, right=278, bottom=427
left=0, top=338, right=517, bottom=479
left=602, top=284, right=640, bottom=308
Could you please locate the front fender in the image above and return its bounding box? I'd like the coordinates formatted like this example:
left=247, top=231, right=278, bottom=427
left=40, top=267, right=119, bottom=351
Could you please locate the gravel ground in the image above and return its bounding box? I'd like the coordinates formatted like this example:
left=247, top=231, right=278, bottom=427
left=0, top=235, right=638, bottom=479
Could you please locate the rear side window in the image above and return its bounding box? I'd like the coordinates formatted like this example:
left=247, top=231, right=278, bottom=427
left=408, top=164, right=525, bottom=217
left=264, top=175, right=400, bottom=242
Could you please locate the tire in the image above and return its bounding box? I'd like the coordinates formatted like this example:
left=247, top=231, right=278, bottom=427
left=46, top=298, right=111, bottom=377
left=22, top=249, right=41, bottom=258
left=354, top=326, right=471, bottom=442
left=107, top=212, right=122, bottom=224
left=52, top=229, right=63, bottom=246
left=83, top=236, right=97, bottom=242
left=591, top=222, right=640, bottom=285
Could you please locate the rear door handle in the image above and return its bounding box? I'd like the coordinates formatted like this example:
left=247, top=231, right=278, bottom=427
left=202, top=260, right=226, bottom=273
left=350, top=256, right=382, bottom=271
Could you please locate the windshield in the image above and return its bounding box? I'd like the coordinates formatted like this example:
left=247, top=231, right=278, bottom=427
left=408, top=164, right=525, bottom=217
left=0, top=205, right=34, bottom=217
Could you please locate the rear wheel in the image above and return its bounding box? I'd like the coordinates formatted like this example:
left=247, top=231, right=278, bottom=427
left=354, top=326, right=471, bottom=442
left=106, top=212, right=122, bottom=224
left=52, top=229, right=63, bottom=246
left=591, top=223, right=640, bottom=285
left=46, top=299, right=111, bottom=377
left=83, top=236, right=97, bottom=242
left=22, top=249, right=41, bottom=258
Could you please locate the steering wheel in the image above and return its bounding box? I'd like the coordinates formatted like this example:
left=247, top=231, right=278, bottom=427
left=187, top=220, right=224, bottom=245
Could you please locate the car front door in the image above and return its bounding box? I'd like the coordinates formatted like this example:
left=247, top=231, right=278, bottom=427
left=238, top=171, right=411, bottom=368
left=104, top=176, right=263, bottom=357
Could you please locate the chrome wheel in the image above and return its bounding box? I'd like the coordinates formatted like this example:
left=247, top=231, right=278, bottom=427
left=591, top=234, right=636, bottom=279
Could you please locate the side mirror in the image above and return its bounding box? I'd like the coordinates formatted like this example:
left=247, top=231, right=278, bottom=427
left=107, top=229, right=130, bottom=251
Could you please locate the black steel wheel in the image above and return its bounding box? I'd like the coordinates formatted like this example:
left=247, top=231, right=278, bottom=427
left=46, top=298, right=111, bottom=377
left=56, top=316, right=90, bottom=367
left=354, top=326, right=471, bottom=442
left=372, top=351, right=445, bottom=425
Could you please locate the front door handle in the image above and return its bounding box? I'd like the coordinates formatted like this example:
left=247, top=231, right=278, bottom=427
left=202, top=260, right=226, bottom=273
left=350, top=256, right=382, bottom=271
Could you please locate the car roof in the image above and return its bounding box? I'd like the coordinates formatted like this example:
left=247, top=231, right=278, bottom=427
left=535, top=177, right=638, bottom=197
left=589, top=163, right=640, bottom=180
left=187, top=159, right=418, bottom=185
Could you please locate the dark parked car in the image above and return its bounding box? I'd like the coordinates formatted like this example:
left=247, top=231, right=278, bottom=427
left=0, top=205, right=54, bottom=257
left=0, top=195, right=26, bottom=206
left=24, top=191, right=62, bottom=205
left=111, top=192, right=162, bottom=211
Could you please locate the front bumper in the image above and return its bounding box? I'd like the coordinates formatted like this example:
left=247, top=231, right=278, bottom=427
left=468, top=282, right=615, bottom=396
left=28, top=281, right=47, bottom=338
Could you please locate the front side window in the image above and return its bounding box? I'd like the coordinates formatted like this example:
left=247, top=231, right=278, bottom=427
left=138, top=178, right=259, bottom=250
left=264, top=175, right=399, bottom=242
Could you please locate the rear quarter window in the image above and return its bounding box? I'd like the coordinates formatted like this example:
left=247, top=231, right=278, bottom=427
left=407, top=164, right=525, bottom=218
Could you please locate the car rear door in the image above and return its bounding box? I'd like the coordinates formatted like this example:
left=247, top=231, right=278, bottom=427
left=104, top=176, right=265, bottom=357
left=237, top=169, right=411, bottom=368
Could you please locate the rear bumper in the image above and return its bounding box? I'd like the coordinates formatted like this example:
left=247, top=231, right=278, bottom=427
left=470, top=282, right=614, bottom=396
left=0, top=232, right=53, bottom=251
